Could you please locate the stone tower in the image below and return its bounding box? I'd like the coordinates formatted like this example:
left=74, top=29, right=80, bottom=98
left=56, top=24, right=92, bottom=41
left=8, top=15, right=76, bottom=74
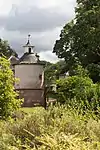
left=14, top=35, right=45, bottom=107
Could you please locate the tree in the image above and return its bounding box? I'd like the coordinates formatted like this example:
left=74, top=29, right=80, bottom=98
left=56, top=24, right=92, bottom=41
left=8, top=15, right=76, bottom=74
left=44, top=60, right=67, bottom=86
left=53, top=0, right=100, bottom=82
left=69, top=65, right=89, bottom=77
left=54, top=60, right=67, bottom=77
left=0, top=38, right=18, bottom=58
left=0, top=57, right=21, bottom=119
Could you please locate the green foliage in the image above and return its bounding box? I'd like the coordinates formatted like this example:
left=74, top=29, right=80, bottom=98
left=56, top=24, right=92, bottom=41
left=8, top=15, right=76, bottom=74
left=87, top=63, right=100, bottom=83
left=0, top=38, right=18, bottom=58
left=69, top=65, right=89, bottom=77
left=44, top=62, right=56, bottom=85
left=0, top=57, right=22, bottom=119
left=0, top=105, right=100, bottom=149
left=53, top=0, right=100, bottom=82
left=44, top=60, right=67, bottom=86
left=56, top=76, right=100, bottom=111
left=54, top=60, right=67, bottom=78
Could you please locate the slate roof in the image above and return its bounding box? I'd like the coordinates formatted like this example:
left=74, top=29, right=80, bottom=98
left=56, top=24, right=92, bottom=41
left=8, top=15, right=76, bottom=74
left=19, top=53, right=38, bottom=64
left=9, top=55, right=19, bottom=65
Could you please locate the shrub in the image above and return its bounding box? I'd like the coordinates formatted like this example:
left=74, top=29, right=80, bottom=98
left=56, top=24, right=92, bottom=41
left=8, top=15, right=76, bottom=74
left=56, top=76, right=100, bottom=111
left=0, top=57, right=22, bottom=119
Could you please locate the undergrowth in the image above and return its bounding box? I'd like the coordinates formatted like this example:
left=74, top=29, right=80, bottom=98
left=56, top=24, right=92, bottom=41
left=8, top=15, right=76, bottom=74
left=0, top=105, right=100, bottom=150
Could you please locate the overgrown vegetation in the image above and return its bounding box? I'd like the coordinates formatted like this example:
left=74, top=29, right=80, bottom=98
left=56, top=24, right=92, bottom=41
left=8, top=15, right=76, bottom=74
left=0, top=105, right=100, bottom=150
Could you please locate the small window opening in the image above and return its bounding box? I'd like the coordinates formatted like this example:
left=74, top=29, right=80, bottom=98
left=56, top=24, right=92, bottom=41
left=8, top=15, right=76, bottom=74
left=29, top=47, right=31, bottom=53
left=39, top=74, right=42, bottom=80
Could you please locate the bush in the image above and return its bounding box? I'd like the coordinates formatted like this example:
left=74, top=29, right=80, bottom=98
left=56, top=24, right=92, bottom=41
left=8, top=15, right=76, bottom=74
left=56, top=76, right=100, bottom=111
left=0, top=57, right=22, bottom=119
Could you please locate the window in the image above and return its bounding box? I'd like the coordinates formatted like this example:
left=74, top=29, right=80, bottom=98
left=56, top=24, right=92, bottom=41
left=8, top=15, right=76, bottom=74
left=29, top=47, right=31, bottom=53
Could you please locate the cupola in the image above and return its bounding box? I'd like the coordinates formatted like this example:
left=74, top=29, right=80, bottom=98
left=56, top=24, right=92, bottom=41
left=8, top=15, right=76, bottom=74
left=19, top=35, right=42, bottom=64
left=23, top=34, right=34, bottom=54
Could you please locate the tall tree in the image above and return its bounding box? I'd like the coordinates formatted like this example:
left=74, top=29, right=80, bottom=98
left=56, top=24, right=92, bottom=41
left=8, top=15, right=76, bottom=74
left=53, top=0, right=100, bottom=82
left=0, top=39, right=18, bottom=58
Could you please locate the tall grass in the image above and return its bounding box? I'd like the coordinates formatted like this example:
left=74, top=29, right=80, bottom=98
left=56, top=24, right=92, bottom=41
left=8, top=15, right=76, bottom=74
left=0, top=105, right=100, bottom=150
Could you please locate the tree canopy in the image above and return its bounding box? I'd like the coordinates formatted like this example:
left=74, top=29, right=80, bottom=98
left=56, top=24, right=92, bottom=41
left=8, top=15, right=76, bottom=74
left=44, top=60, right=67, bottom=86
left=0, top=38, right=18, bottom=58
left=53, top=0, right=100, bottom=82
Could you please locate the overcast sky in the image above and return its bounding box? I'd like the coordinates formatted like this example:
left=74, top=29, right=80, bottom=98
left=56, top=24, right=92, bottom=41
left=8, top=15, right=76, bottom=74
left=0, top=0, right=76, bottom=62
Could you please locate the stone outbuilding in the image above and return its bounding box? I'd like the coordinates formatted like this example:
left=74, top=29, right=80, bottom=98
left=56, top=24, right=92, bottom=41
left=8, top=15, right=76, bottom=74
left=10, top=35, right=46, bottom=107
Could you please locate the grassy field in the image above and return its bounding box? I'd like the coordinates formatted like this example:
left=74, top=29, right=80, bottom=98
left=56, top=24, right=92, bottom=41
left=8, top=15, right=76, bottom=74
left=0, top=105, right=100, bottom=150
left=20, top=107, right=41, bottom=113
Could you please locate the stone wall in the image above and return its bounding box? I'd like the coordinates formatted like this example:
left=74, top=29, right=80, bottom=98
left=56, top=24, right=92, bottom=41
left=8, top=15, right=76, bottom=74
left=15, top=64, right=44, bottom=89
left=18, top=89, right=46, bottom=107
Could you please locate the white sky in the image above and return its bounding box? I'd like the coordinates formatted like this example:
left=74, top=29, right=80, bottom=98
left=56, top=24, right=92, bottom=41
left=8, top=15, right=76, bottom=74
left=0, top=0, right=18, bottom=15
left=0, top=0, right=75, bottom=15
left=0, top=0, right=76, bottom=63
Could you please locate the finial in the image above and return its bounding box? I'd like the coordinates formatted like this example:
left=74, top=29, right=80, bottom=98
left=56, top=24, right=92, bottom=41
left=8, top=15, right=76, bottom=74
left=26, top=34, right=31, bottom=45
left=28, top=34, right=31, bottom=39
